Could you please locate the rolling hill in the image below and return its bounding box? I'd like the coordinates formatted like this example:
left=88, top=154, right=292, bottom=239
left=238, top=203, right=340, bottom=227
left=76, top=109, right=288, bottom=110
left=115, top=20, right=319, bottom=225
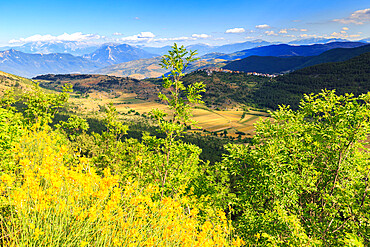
left=295, top=44, right=370, bottom=69
left=223, top=56, right=311, bottom=74
left=34, top=74, right=162, bottom=101
left=0, top=70, right=35, bottom=93
left=95, top=57, right=167, bottom=80
left=251, top=52, right=370, bottom=110
left=95, top=53, right=229, bottom=80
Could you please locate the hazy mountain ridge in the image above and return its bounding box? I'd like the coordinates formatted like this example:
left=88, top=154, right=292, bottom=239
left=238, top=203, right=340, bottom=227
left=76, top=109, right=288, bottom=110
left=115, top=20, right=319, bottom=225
left=83, top=43, right=158, bottom=67
left=0, top=41, right=101, bottom=56
left=223, top=44, right=370, bottom=74
left=0, top=39, right=368, bottom=79
left=287, top=38, right=350, bottom=45
left=92, top=42, right=369, bottom=79
left=96, top=54, right=229, bottom=80
left=0, top=49, right=100, bottom=78
left=216, top=42, right=367, bottom=60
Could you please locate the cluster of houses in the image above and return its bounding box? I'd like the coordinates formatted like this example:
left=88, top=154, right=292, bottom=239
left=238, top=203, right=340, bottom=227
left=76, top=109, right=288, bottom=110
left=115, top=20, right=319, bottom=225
left=199, top=67, right=242, bottom=76
left=245, top=72, right=279, bottom=78
left=199, top=67, right=279, bottom=77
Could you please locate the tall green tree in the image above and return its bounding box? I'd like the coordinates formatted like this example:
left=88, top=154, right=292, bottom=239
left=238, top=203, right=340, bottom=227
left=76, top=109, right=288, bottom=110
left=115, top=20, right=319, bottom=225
left=222, top=90, right=370, bottom=246
left=148, top=43, right=206, bottom=197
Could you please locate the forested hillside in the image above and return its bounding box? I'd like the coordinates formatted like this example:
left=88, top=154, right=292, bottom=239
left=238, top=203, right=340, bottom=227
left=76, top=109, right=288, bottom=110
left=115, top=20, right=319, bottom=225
left=252, top=52, right=370, bottom=109
left=145, top=70, right=271, bottom=108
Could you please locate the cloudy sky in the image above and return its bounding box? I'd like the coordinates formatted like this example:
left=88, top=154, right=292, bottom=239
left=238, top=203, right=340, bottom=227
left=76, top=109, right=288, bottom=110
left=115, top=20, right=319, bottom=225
left=0, top=0, right=369, bottom=47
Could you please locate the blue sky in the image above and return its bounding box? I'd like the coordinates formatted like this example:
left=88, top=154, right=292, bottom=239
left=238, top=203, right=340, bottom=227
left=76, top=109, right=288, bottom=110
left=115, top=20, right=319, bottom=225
left=0, top=0, right=369, bottom=47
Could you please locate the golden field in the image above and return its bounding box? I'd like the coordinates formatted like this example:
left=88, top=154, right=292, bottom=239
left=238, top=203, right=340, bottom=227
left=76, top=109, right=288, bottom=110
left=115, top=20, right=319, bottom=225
left=69, top=90, right=269, bottom=137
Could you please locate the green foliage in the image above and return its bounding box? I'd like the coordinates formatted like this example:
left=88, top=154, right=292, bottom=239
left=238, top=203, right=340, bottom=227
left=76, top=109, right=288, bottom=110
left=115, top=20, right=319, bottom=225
left=21, top=83, right=72, bottom=124
left=56, top=115, right=89, bottom=141
left=0, top=108, right=24, bottom=173
left=224, top=55, right=310, bottom=74
left=0, top=90, right=18, bottom=111
left=155, top=43, right=205, bottom=133
left=146, top=43, right=206, bottom=197
left=221, top=90, right=370, bottom=245
left=92, top=103, right=128, bottom=172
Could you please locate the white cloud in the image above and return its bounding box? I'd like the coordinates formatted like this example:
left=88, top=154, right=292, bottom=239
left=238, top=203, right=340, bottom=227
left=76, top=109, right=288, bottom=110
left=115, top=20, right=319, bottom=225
left=299, top=34, right=318, bottom=38
left=120, top=32, right=156, bottom=42
left=342, top=27, right=349, bottom=31
left=113, top=32, right=122, bottom=36
left=138, top=32, right=155, bottom=38
left=153, top=36, right=196, bottom=42
left=265, top=30, right=277, bottom=36
left=191, top=34, right=211, bottom=38
left=168, top=36, right=195, bottom=41
left=9, top=32, right=101, bottom=44
left=333, top=8, right=370, bottom=25
left=328, top=31, right=361, bottom=39
left=279, top=28, right=307, bottom=33
left=255, top=24, right=271, bottom=29
left=279, top=29, right=288, bottom=34
left=225, top=28, right=245, bottom=33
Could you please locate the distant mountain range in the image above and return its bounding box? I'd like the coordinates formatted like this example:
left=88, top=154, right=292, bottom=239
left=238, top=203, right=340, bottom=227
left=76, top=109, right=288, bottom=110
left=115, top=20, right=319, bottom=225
left=0, top=49, right=100, bottom=78
left=0, top=38, right=368, bottom=78
left=223, top=44, right=370, bottom=74
left=287, top=38, right=350, bottom=45
left=0, top=44, right=160, bottom=78
left=210, top=39, right=272, bottom=54
left=138, top=40, right=273, bottom=56
left=104, top=42, right=368, bottom=79
left=216, top=42, right=367, bottom=60
left=0, top=41, right=101, bottom=56
left=96, top=54, right=229, bottom=80
left=83, top=43, right=157, bottom=67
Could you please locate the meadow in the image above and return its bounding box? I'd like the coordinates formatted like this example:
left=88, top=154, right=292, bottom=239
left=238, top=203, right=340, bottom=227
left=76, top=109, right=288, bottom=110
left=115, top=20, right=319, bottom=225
left=67, top=89, right=269, bottom=138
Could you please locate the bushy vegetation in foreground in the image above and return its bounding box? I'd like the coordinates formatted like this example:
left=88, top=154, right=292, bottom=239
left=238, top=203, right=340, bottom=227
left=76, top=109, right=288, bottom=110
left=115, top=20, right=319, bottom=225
left=0, top=44, right=369, bottom=246
left=0, top=123, right=241, bottom=246
left=221, top=90, right=370, bottom=245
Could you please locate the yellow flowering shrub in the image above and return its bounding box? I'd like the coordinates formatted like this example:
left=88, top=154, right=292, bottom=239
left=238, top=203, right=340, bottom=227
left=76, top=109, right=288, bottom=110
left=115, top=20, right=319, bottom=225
left=0, top=126, right=243, bottom=246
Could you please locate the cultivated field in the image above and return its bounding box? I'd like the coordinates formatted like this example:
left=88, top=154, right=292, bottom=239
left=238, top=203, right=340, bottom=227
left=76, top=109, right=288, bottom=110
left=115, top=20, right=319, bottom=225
left=69, top=90, right=269, bottom=137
